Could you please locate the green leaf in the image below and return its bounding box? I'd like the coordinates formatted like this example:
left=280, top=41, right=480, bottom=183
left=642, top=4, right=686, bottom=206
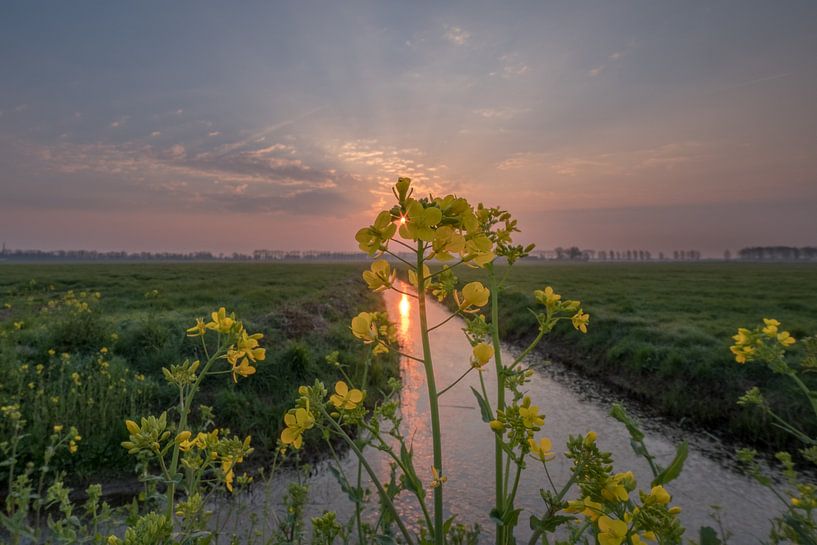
left=610, top=403, right=644, bottom=442
left=531, top=514, right=574, bottom=533
left=471, top=387, right=493, bottom=422
left=653, top=441, right=688, bottom=486
left=699, top=526, right=722, bottom=545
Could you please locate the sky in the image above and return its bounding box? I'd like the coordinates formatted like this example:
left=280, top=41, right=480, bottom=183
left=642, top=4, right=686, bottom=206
left=1, top=1, right=816, bottom=256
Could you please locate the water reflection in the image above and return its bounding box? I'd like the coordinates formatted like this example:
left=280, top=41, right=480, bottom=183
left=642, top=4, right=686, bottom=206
left=399, top=293, right=410, bottom=336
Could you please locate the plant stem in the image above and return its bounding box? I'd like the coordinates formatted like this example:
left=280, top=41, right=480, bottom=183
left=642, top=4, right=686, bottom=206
left=438, top=367, right=474, bottom=397
left=325, top=411, right=416, bottom=545
left=417, top=241, right=445, bottom=545
left=488, top=264, right=506, bottom=545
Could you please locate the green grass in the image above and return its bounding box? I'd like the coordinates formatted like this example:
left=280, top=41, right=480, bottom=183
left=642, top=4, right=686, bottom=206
left=0, top=263, right=397, bottom=478
left=455, top=261, right=817, bottom=448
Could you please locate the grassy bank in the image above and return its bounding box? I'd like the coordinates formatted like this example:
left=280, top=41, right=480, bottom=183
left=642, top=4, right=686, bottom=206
left=0, top=263, right=397, bottom=479
left=456, top=261, right=817, bottom=448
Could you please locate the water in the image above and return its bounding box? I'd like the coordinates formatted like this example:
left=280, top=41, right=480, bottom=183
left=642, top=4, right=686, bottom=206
left=245, top=283, right=784, bottom=543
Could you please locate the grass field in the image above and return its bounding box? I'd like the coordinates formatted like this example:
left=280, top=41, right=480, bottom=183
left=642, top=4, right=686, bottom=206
left=0, top=263, right=396, bottom=479
left=3, top=260, right=816, bottom=481
left=455, top=261, right=817, bottom=448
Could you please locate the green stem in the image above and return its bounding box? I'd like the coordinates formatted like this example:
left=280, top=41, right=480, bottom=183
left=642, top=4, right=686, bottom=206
left=438, top=367, right=475, bottom=397
left=384, top=249, right=416, bottom=270
left=325, top=411, right=416, bottom=545
left=363, top=422, right=434, bottom=530
left=790, top=373, right=817, bottom=423
left=427, top=310, right=462, bottom=333
left=166, top=348, right=223, bottom=519
left=508, top=328, right=546, bottom=370
left=488, top=264, right=505, bottom=545
left=417, top=241, right=445, bottom=545
left=526, top=473, right=578, bottom=545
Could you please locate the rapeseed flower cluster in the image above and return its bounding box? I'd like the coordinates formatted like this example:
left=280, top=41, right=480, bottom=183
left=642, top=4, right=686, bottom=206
left=351, top=311, right=396, bottom=355
left=186, top=307, right=266, bottom=381
left=730, top=318, right=796, bottom=365
left=534, top=286, right=589, bottom=334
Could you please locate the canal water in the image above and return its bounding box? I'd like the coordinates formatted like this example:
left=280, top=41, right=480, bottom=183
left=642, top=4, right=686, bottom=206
left=246, top=283, right=783, bottom=543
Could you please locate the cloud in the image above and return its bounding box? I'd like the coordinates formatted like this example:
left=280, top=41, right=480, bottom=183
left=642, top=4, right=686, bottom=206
left=497, top=142, right=708, bottom=176
left=473, top=107, right=528, bottom=120
left=150, top=131, right=162, bottom=137
left=498, top=54, right=529, bottom=78
left=110, top=116, right=129, bottom=128
left=165, top=144, right=186, bottom=159
left=12, top=132, right=370, bottom=217
left=333, top=139, right=454, bottom=209
left=588, top=45, right=632, bottom=77
left=444, top=25, right=470, bottom=46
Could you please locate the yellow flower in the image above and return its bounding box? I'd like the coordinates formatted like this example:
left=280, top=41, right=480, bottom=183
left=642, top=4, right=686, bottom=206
left=229, top=355, right=257, bottom=382
left=225, top=467, right=235, bottom=492
left=362, top=260, right=395, bottom=292
left=280, top=407, right=315, bottom=449
left=430, top=466, right=447, bottom=488
left=528, top=436, right=555, bottom=461
left=762, top=318, right=780, bottom=336
left=732, top=327, right=752, bottom=346
left=356, top=210, right=397, bottom=255
left=53, top=424, right=64, bottom=433
left=647, top=485, right=671, bottom=505
left=431, top=226, right=466, bottom=261
left=233, top=329, right=266, bottom=362
left=730, top=343, right=756, bottom=364
left=471, top=343, right=494, bottom=369
left=583, top=431, right=597, bottom=446
left=454, top=281, right=490, bottom=312
left=186, top=318, right=207, bottom=337
left=565, top=496, right=604, bottom=521
left=179, top=431, right=207, bottom=452
left=329, top=381, right=365, bottom=410
left=778, top=331, right=796, bottom=347
left=394, top=177, right=413, bottom=203
left=631, top=532, right=656, bottom=545
left=206, top=307, right=235, bottom=334
left=351, top=312, right=378, bottom=343
left=489, top=419, right=504, bottom=432
left=408, top=264, right=431, bottom=290
left=13, top=321, right=24, bottom=330
left=464, top=235, right=495, bottom=267
left=68, top=441, right=78, bottom=454
left=399, top=200, right=442, bottom=242
left=519, top=397, right=544, bottom=429
left=597, top=516, right=628, bottom=545
left=125, top=419, right=140, bottom=435
left=602, top=472, right=634, bottom=502
left=71, top=372, right=81, bottom=385
left=572, top=310, right=590, bottom=333
left=534, top=286, right=561, bottom=307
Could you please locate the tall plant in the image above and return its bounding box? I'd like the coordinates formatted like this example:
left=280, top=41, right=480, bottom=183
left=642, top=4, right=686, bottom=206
left=279, top=178, right=685, bottom=545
